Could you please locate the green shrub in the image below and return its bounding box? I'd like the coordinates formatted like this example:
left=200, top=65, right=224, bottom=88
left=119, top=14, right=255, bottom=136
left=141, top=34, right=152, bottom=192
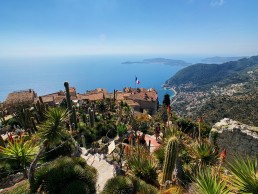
left=34, top=156, right=97, bottom=194
left=101, top=176, right=134, bottom=194
left=130, top=176, right=159, bottom=194
left=101, top=176, right=159, bottom=194
left=117, top=123, right=127, bottom=137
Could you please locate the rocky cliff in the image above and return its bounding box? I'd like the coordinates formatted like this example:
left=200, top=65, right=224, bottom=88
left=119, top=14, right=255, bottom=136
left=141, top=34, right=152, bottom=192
left=211, top=118, right=258, bottom=158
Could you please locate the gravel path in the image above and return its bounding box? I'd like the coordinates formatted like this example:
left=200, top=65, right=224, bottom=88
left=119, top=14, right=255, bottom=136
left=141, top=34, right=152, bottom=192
left=80, top=148, right=114, bottom=193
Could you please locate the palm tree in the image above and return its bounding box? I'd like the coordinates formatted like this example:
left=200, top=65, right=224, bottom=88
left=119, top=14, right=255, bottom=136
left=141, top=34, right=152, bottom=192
left=28, top=107, right=69, bottom=192
left=226, top=155, right=258, bottom=193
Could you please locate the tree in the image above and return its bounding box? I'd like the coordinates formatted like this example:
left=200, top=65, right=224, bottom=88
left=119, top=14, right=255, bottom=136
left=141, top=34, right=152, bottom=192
left=28, top=107, right=69, bottom=192
left=162, top=94, right=170, bottom=107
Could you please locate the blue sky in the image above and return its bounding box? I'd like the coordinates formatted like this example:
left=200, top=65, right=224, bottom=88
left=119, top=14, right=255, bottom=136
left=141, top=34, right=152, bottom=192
left=0, top=0, right=258, bottom=57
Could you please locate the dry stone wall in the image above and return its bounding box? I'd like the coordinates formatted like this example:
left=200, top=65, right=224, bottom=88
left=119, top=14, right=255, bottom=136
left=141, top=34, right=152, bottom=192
left=211, top=118, right=258, bottom=158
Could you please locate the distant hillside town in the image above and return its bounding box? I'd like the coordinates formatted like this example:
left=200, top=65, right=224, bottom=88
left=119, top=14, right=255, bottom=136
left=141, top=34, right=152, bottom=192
left=2, top=86, right=159, bottom=116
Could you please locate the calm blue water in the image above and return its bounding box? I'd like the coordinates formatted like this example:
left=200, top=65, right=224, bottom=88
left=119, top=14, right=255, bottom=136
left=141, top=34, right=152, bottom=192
left=0, top=55, right=201, bottom=102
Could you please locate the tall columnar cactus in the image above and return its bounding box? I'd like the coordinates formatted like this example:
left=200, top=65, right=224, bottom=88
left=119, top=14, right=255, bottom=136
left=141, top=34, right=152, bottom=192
left=162, top=136, right=179, bottom=184
left=88, top=107, right=94, bottom=128
left=30, top=117, right=37, bottom=132
left=64, top=82, right=73, bottom=127
left=113, top=89, right=116, bottom=101
left=82, top=114, right=87, bottom=124
left=34, top=96, right=48, bottom=122
left=72, top=105, right=77, bottom=130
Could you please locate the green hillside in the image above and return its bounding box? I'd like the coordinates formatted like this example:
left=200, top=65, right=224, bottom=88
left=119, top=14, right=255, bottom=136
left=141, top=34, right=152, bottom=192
left=166, top=55, right=258, bottom=126
left=165, top=55, right=258, bottom=91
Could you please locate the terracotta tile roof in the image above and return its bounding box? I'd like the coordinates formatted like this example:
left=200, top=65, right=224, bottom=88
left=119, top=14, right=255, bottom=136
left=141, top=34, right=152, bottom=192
left=84, top=93, right=105, bottom=101
left=5, top=89, right=37, bottom=104
left=85, top=88, right=107, bottom=95
left=69, top=87, right=76, bottom=93
left=76, top=94, right=89, bottom=100
left=124, top=100, right=140, bottom=107
left=54, top=96, right=66, bottom=104
left=127, top=90, right=158, bottom=102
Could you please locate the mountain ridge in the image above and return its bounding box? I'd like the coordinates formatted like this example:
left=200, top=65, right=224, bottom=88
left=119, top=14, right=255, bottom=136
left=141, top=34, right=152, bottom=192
left=165, top=55, right=258, bottom=126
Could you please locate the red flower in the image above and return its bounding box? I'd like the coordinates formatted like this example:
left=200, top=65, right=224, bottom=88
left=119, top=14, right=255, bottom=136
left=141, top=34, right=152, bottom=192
left=167, top=105, right=171, bottom=113
left=198, top=117, right=203, bottom=123
left=220, top=149, right=227, bottom=160
left=7, top=133, right=14, bottom=144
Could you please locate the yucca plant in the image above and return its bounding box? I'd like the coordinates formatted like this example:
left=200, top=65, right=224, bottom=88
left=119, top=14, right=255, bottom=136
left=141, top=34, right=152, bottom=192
left=34, top=156, right=97, bottom=194
left=226, top=155, right=258, bottom=193
left=125, top=145, right=157, bottom=184
left=193, top=167, right=229, bottom=194
left=0, top=138, right=39, bottom=178
left=28, top=107, right=69, bottom=192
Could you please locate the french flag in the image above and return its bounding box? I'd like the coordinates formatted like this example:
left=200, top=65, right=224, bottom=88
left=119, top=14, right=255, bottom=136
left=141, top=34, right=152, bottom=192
left=135, top=77, right=140, bottom=84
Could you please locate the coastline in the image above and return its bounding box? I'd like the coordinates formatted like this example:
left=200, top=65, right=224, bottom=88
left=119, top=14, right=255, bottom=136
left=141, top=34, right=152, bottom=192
left=169, top=87, right=177, bottom=97
left=162, top=86, right=177, bottom=98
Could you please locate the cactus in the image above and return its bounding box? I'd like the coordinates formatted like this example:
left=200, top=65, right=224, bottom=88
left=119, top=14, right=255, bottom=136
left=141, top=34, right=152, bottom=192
left=82, top=114, right=87, bottom=124
left=162, top=136, right=179, bottom=184
left=64, top=81, right=73, bottom=127
left=34, top=96, right=48, bottom=122
left=72, top=105, right=77, bottom=130
left=30, top=117, right=37, bottom=132
left=113, top=89, right=116, bottom=101
left=88, top=107, right=94, bottom=128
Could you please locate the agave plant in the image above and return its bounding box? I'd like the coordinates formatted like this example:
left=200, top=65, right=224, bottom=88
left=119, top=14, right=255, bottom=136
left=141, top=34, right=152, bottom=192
left=0, top=138, right=39, bottom=178
left=193, top=167, right=229, bottom=194
left=125, top=145, right=157, bottom=184
left=226, top=155, right=258, bottom=193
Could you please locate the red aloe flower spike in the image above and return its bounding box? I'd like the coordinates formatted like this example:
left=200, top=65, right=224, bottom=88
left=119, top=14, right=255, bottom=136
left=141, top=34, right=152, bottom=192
left=198, top=117, right=203, bottom=123
left=220, top=148, right=227, bottom=160
left=8, top=133, right=14, bottom=144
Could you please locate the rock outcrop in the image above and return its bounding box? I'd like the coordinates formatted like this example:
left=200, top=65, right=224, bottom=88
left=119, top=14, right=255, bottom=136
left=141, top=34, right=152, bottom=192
left=211, top=118, right=258, bottom=158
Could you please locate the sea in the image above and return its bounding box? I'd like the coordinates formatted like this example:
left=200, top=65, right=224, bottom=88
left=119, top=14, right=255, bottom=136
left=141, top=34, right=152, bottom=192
left=0, top=55, right=202, bottom=103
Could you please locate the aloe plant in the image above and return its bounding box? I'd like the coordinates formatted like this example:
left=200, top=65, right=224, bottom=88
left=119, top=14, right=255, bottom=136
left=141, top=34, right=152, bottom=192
left=188, top=140, right=218, bottom=168
left=0, top=138, right=39, bottom=178
left=125, top=145, right=157, bottom=184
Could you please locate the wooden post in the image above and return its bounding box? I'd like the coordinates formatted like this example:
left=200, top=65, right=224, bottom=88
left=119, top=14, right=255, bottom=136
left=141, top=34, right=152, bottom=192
left=148, top=140, right=151, bottom=151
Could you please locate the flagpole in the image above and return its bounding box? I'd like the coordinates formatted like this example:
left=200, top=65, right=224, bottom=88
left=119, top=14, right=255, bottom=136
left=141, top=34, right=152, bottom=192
left=135, top=76, right=136, bottom=89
